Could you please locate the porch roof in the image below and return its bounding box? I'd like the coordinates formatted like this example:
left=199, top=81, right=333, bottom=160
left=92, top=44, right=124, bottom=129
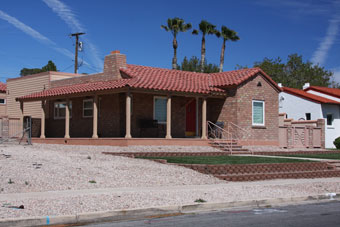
left=16, top=65, right=278, bottom=101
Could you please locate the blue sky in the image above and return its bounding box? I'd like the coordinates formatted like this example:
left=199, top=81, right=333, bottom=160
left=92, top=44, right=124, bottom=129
left=0, top=0, right=340, bottom=84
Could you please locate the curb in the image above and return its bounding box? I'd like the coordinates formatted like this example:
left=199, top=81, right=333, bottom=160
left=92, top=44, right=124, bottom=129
left=1, top=193, right=339, bottom=227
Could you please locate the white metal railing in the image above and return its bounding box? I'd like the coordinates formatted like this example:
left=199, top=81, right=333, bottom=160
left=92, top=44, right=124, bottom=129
left=207, top=121, right=253, bottom=154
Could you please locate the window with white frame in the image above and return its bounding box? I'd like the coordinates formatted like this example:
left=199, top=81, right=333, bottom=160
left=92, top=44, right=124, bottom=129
left=0, top=98, right=5, bottom=104
left=305, top=113, right=311, bottom=120
left=327, top=114, right=333, bottom=126
left=154, top=96, right=167, bottom=123
left=83, top=99, right=93, bottom=118
left=252, top=100, right=265, bottom=126
left=54, top=101, right=72, bottom=119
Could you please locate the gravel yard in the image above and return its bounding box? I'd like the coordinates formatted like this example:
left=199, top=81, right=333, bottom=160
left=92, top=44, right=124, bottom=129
left=0, top=144, right=221, bottom=194
left=1, top=144, right=340, bottom=219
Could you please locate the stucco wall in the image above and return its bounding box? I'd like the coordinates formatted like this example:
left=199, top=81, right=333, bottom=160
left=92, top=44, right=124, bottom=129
left=322, top=104, right=340, bottom=148
left=279, top=92, right=323, bottom=120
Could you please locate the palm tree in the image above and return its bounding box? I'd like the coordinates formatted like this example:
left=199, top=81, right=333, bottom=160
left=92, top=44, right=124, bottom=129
left=192, top=20, right=220, bottom=72
left=161, top=18, right=192, bottom=69
left=218, top=26, right=240, bottom=72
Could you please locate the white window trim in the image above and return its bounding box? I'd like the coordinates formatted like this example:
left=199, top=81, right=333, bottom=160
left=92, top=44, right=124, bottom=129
left=252, top=100, right=265, bottom=126
left=83, top=99, right=93, bottom=118
left=0, top=98, right=6, bottom=105
left=153, top=96, right=167, bottom=124
left=54, top=101, right=72, bottom=120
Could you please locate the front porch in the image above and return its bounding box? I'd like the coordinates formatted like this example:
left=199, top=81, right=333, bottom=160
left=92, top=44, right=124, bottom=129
left=21, top=89, right=225, bottom=143
left=31, top=137, right=210, bottom=146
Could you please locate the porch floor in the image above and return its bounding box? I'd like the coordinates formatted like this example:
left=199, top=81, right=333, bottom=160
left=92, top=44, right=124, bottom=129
left=31, top=137, right=210, bottom=146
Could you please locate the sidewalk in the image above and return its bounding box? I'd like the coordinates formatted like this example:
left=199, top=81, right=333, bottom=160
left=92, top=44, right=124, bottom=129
left=1, top=178, right=340, bottom=220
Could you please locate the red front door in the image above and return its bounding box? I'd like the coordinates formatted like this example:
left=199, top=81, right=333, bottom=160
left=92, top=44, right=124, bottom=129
left=186, top=100, right=196, bottom=136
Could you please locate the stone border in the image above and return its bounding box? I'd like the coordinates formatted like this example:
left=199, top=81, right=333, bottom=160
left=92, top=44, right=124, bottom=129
left=103, top=150, right=340, bottom=157
left=1, top=193, right=338, bottom=227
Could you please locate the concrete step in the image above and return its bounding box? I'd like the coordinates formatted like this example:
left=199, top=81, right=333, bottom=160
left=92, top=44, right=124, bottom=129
left=215, top=170, right=340, bottom=182
left=211, top=144, right=243, bottom=149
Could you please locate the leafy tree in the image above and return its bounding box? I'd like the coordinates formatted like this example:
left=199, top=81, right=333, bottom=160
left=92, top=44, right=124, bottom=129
left=41, top=60, right=57, bottom=72
left=192, top=20, right=219, bottom=72
left=217, top=26, right=239, bottom=72
left=20, top=60, right=57, bottom=76
left=254, top=54, right=334, bottom=88
left=180, top=56, right=219, bottom=73
left=161, top=17, right=192, bottom=69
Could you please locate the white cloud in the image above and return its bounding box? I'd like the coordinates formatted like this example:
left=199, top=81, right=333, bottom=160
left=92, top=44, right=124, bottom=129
left=311, top=16, right=340, bottom=65
left=42, top=0, right=103, bottom=70
left=0, top=9, right=74, bottom=59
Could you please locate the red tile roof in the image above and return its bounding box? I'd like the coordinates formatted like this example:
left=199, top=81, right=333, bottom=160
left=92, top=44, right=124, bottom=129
left=17, top=65, right=280, bottom=101
left=210, top=67, right=279, bottom=89
left=304, top=86, right=340, bottom=98
left=282, top=87, right=340, bottom=104
left=121, top=65, right=223, bottom=93
left=0, top=82, right=6, bottom=93
left=18, top=79, right=131, bottom=100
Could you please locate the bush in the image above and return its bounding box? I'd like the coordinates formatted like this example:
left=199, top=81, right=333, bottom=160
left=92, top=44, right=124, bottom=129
left=334, top=137, right=340, bottom=149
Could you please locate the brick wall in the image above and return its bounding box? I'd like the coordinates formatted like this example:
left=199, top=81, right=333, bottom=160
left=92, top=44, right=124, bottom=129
left=214, top=73, right=279, bottom=144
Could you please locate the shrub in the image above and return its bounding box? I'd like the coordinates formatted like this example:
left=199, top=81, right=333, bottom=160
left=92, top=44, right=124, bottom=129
left=334, top=137, right=340, bottom=149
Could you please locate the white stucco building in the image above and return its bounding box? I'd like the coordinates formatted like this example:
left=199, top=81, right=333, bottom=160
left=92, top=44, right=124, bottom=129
left=279, top=84, right=340, bottom=148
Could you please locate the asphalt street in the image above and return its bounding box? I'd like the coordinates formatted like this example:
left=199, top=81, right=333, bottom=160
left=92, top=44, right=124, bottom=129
left=82, top=201, right=340, bottom=227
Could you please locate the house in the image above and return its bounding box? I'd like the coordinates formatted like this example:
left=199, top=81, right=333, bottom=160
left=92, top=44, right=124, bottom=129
left=279, top=85, right=340, bottom=148
left=16, top=51, right=281, bottom=146
left=0, top=82, right=7, bottom=116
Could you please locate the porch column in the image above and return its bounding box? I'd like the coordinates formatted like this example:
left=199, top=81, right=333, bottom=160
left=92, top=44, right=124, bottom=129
left=166, top=95, right=172, bottom=139
left=125, top=92, right=132, bottom=138
left=64, top=98, right=70, bottom=139
left=40, top=100, right=46, bottom=139
left=201, top=97, right=207, bottom=139
left=92, top=95, right=98, bottom=138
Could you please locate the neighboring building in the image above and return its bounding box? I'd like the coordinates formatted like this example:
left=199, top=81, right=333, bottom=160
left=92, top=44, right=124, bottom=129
left=279, top=85, right=340, bottom=148
left=17, top=51, right=281, bottom=146
left=0, top=82, right=7, bottom=116
left=6, top=71, right=80, bottom=137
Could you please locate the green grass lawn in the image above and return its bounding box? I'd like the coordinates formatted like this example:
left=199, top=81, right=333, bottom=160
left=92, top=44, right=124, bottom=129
left=138, top=156, right=313, bottom=165
left=279, top=153, right=340, bottom=160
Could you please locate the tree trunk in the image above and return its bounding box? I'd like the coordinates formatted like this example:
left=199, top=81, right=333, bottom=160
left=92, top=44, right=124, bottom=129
left=172, top=36, right=178, bottom=70
left=219, top=39, right=226, bottom=72
left=200, top=35, right=206, bottom=72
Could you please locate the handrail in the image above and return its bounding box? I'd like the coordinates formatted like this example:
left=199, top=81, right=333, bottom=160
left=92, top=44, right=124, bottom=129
left=207, top=121, right=253, bottom=154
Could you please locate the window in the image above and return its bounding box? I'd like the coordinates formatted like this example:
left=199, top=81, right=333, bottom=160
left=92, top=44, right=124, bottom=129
left=327, top=114, right=333, bottom=126
left=54, top=101, right=72, bottom=119
left=252, top=100, right=265, bottom=126
left=305, top=113, right=311, bottom=120
left=154, top=96, right=167, bottom=123
left=0, top=98, right=5, bottom=104
left=83, top=99, right=93, bottom=118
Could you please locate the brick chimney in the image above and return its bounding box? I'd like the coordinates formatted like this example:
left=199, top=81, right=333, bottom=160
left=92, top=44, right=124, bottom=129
left=103, top=50, right=127, bottom=80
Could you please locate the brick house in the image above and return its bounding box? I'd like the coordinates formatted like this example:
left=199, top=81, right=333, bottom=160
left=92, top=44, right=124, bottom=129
left=16, top=51, right=281, bottom=146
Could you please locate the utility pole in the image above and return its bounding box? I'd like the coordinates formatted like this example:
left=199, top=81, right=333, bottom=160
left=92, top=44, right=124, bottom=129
left=70, top=32, right=85, bottom=74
